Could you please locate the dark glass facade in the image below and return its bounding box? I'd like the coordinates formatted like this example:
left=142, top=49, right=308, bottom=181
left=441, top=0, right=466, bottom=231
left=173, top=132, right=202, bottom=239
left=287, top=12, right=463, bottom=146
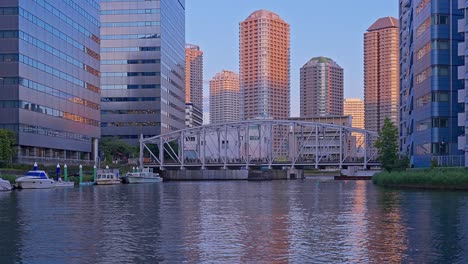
left=0, top=0, right=100, bottom=164
left=399, top=0, right=464, bottom=167
left=100, top=0, right=186, bottom=145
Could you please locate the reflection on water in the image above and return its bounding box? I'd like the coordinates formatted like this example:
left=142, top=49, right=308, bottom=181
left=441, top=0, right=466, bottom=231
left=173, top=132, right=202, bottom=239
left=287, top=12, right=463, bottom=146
left=0, top=180, right=467, bottom=263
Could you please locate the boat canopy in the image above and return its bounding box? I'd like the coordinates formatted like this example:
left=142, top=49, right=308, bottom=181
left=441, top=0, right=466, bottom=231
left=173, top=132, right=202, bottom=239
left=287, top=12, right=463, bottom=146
left=25, top=171, right=48, bottom=179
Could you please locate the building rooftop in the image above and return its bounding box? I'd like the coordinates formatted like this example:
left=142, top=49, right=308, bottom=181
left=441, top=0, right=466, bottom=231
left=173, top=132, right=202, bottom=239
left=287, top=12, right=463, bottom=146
left=367, top=17, right=399, bottom=31
left=243, top=9, right=286, bottom=22
left=302, top=57, right=342, bottom=68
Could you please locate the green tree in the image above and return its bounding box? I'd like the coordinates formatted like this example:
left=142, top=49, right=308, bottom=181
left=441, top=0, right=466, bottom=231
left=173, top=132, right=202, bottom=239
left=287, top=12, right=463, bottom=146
left=0, top=129, right=16, bottom=166
left=99, top=137, right=136, bottom=164
left=375, top=117, right=399, bottom=172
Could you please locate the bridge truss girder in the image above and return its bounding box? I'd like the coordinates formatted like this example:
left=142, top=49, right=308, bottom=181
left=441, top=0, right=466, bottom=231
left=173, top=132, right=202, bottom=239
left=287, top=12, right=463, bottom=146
left=139, top=120, right=379, bottom=170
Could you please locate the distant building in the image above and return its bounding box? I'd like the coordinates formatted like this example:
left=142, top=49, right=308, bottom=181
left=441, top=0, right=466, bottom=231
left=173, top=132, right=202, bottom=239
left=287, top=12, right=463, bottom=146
left=185, top=103, right=203, bottom=128
left=289, top=116, right=357, bottom=160
left=364, top=17, right=399, bottom=132
left=100, top=0, right=186, bottom=145
left=239, top=10, right=290, bottom=120
left=344, top=98, right=365, bottom=130
left=185, top=44, right=203, bottom=111
left=400, top=2, right=463, bottom=167
left=209, top=70, right=240, bottom=124
left=0, top=1, right=100, bottom=164
left=344, top=98, right=365, bottom=156
left=300, top=57, right=344, bottom=117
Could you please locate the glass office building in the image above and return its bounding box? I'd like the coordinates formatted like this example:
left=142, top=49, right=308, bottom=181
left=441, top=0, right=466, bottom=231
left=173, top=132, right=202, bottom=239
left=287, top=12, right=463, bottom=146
left=0, top=0, right=101, bottom=164
left=399, top=0, right=464, bottom=167
left=100, top=0, right=186, bottom=145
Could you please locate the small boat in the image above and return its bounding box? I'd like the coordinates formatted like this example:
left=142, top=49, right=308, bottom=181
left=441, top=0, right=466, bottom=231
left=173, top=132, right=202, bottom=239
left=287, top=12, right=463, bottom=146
left=54, top=178, right=74, bottom=187
left=0, top=178, right=12, bottom=191
left=125, top=168, right=162, bottom=184
left=15, top=170, right=55, bottom=189
left=95, top=169, right=121, bottom=185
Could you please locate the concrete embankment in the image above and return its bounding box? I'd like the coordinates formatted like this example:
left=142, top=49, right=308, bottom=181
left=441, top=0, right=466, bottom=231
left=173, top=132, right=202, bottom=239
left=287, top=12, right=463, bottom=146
left=161, top=169, right=303, bottom=181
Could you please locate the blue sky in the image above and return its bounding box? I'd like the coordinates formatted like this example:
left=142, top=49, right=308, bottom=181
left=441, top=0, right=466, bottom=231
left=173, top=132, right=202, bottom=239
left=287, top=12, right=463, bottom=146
left=186, top=0, right=398, bottom=118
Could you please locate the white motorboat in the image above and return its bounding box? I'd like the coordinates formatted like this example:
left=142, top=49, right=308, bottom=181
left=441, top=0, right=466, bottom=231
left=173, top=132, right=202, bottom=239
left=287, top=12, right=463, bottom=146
left=15, top=170, right=55, bottom=189
left=0, top=178, right=12, bottom=191
left=54, top=178, right=74, bottom=187
left=125, top=168, right=162, bottom=184
left=95, top=169, right=121, bottom=185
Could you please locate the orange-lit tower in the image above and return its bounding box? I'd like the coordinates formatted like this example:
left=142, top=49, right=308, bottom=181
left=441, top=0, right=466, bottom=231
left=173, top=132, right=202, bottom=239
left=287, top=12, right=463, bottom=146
left=364, top=17, right=399, bottom=132
left=185, top=44, right=203, bottom=110
left=344, top=98, right=365, bottom=151
left=239, top=10, right=290, bottom=120
left=344, top=98, right=365, bottom=131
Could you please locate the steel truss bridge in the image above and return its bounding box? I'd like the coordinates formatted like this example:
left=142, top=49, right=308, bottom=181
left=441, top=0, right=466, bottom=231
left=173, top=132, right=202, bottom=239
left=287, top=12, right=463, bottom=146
left=139, top=120, right=380, bottom=170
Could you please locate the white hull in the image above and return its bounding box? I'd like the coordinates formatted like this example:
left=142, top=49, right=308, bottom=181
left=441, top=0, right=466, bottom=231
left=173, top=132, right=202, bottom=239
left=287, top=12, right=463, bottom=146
left=127, top=177, right=162, bottom=184
left=0, top=179, right=12, bottom=191
left=17, top=179, right=55, bottom=189
left=95, top=180, right=121, bottom=185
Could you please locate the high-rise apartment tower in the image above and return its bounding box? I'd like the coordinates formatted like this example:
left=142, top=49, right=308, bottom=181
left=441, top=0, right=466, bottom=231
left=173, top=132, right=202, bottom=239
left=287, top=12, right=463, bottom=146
left=210, top=70, right=240, bottom=124
left=185, top=44, right=203, bottom=110
left=239, top=10, right=290, bottom=120
left=300, top=57, right=344, bottom=117
left=364, top=17, right=399, bottom=133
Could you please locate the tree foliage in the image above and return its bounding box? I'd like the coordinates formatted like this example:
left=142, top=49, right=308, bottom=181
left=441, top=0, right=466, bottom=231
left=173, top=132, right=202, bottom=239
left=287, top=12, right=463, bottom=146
left=0, top=129, right=15, bottom=166
left=99, top=137, right=136, bottom=164
left=375, top=118, right=399, bottom=172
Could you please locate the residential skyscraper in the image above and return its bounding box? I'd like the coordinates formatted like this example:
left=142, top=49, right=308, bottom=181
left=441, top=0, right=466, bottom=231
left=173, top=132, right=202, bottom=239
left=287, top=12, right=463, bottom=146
left=210, top=70, right=240, bottom=124
left=185, top=44, right=203, bottom=110
left=239, top=10, right=290, bottom=120
left=185, top=44, right=203, bottom=127
left=364, top=17, right=399, bottom=133
left=400, top=1, right=463, bottom=167
left=0, top=0, right=100, bottom=164
left=100, top=0, right=186, bottom=145
left=300, top=57, right=344, bottom=117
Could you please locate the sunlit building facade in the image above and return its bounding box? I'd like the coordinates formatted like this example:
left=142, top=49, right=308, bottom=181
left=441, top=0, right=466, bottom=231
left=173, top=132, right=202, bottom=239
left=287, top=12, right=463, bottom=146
left=209, top=70, right=240, bottom=124
left=0, top=0, right=100, bottom=164
left=364, top=17, right=399, bottom=133
left=239, top=9, right=290, bottom=120
left=100, top=0, right=186, bottom=145
left=344, top=98, right=365, bottom=153
left=300, top=57, right=344, bottom=117
left=400, top=0, right=464, bottom=167
left=185, top=44, right=203, bottom=110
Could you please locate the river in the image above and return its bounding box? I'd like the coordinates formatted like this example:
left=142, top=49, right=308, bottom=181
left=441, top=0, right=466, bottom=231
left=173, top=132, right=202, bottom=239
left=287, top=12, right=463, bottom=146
left=0, top=180, right=467, bottom=263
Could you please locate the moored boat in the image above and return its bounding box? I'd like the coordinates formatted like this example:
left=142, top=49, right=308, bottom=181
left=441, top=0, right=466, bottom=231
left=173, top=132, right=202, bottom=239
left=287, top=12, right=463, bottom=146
left=95, top=169, right=121, bottom=185
left=125, top=168, right=162, bottom=184
left=0, top=178, right=12, bottom=191
left=54, top=178, right=74, bottom=187
left=15, top=171, right=55, bottom=189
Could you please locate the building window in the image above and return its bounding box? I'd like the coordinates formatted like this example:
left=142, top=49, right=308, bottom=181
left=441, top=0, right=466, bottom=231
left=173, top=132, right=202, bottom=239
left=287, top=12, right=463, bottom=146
left=432, top=40, right=449, bottom=50
left=432, top=118, right=449, bottom=128
left=432, top=15, right=449, bottom=25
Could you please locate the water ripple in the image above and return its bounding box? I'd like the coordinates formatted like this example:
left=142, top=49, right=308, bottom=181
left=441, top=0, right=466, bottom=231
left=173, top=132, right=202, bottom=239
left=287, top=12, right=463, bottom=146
left=0, top=181, right=467, bottom=263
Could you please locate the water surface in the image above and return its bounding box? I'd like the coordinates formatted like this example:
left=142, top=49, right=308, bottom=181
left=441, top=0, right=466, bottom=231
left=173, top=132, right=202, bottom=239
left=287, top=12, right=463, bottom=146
left=0, top=180, right=467, bottom=263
